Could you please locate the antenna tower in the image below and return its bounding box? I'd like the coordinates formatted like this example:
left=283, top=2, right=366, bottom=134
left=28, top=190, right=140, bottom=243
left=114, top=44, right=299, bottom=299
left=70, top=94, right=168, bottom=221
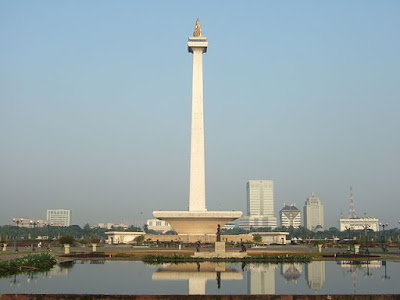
left=349, top=186, right=356, bottom=218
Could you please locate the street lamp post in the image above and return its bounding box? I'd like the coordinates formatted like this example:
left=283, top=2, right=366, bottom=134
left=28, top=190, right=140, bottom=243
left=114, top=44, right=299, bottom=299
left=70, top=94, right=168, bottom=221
left=12, top=218, right=23, bottom=252
left=363, top=225, right=370, bottom=254
left=379, top=222, right=389, bottom=251
left=45, top=222, right=53, bottom=250
left=30, top=220, right=38, bottom=251
left=345, top=226, right=352, bottom=251
left=382, top=260, right=390, bottom=280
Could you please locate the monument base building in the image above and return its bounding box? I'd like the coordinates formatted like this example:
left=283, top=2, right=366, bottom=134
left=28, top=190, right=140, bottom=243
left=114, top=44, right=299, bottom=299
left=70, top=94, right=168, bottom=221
left=153, top=211, right=242, bottom=236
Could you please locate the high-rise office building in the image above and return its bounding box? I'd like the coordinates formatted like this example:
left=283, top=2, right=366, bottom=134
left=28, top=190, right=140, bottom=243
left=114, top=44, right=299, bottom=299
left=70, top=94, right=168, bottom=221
left=247, top=180, right=274, bottom=216
left=279, top=204, right=301, bottom=228
left=239, top=180, right=277, bottom=229
left=46, top=209, right=71, bottom=226
left=303, top=192, right=324, bottom=231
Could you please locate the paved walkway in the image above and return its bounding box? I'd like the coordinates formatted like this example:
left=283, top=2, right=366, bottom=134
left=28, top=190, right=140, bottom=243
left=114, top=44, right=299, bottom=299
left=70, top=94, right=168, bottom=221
left=1, top=244, right=399, bottom=261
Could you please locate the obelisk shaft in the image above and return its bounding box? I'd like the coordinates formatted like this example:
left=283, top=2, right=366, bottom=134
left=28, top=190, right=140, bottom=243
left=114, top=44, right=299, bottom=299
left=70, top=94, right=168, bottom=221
left=189, top=48, right=206, bottom=211
left=188, top=20, right=208, bottom=212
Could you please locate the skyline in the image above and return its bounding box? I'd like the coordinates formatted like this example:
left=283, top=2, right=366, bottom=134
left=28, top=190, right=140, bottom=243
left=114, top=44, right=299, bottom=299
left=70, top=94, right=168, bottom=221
left=1, top=1, right=399, bottom=228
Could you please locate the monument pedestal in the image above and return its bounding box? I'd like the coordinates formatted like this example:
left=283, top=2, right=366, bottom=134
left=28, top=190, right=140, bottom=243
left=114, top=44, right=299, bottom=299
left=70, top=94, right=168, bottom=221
left=153, top=211, right=242, bottom=235
left=192, top=241, right=247, bottom=258
left=215, top=241, right=225, bottom=253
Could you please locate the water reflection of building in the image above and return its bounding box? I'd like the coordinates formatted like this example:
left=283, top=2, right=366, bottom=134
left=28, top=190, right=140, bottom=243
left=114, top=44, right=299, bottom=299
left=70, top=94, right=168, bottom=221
left=339, top=260, right=382, bottom=268
left=281, top=263, right=302, bottom=283
left=46, top=264, right=72, bottom=278
left=152, top=262, right=242, bottom=295
left=339, top=260, right=382, bottom=294
left=305, top=261, right=326, bottom=292
left=247, top=264, right=276, bottom=294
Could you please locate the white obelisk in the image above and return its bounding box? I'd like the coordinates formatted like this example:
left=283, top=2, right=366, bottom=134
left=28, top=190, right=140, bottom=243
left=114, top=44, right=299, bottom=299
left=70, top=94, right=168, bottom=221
left=188, top=19, right=208, bottom=212
left=153, top=20, right=242, bottom=236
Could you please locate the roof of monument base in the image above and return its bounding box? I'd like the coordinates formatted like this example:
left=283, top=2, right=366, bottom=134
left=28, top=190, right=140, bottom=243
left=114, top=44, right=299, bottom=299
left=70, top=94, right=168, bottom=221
left=153, top=211, right=242, bottom=219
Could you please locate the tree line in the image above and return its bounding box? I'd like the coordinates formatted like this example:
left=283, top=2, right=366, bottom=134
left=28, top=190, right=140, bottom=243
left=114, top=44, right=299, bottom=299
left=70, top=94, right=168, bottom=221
left=1, top=223, right=399, bottom=243
left=0, top=224, right=142, bottom=242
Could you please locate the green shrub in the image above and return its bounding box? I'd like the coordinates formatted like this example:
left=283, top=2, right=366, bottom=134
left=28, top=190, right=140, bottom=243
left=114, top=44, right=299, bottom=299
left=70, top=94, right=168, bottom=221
left=58, top=236, right=74, bottom=245
left=0, top=254, right=57, bottom=277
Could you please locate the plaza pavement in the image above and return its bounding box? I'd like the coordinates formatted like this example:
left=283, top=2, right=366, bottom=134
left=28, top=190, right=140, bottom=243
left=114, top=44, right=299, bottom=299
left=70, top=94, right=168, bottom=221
left=1, top=244, right=400, bottom=261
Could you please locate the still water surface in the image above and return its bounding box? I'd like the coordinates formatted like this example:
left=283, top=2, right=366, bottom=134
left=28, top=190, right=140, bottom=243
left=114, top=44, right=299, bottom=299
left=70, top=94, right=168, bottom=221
left=1, top=260, right=399, bottom=295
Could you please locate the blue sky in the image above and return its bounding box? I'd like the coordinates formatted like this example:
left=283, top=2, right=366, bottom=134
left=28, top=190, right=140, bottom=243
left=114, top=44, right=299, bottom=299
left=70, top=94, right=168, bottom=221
left=1, top=1, right=399, bottom=228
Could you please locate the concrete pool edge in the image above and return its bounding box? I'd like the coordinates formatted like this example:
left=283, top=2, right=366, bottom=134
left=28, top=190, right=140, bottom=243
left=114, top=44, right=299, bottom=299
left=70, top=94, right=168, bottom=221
left=0, top=294, right=399, bottom=299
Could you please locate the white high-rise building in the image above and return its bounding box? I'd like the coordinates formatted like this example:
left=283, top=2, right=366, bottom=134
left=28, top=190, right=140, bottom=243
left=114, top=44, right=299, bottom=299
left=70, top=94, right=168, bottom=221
left=247, top=180, right=275, bottom=216
left=46, top=209, right=71, bottom=227
left=239, top=180, right=277, bottom=229
left=303, top=192, right=324, bottom=231
left=279, top=204, right=301, bottom=228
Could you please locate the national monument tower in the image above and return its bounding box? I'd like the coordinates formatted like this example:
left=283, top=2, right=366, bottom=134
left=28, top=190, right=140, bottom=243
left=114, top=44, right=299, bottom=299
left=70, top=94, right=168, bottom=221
left=153, top=20, right=242, bottom=237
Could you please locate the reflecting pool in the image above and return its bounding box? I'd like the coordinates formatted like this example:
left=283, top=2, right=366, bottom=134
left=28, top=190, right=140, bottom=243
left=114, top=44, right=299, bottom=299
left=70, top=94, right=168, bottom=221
left=1, top=260, right=399, bottom=295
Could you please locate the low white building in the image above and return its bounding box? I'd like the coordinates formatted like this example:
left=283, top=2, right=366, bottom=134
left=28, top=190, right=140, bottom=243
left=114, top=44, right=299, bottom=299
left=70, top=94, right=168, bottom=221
left=12, top=218, right=47, bottom=228
left=146, top=219, right=173, bottom=233
left=95, top=223, right=130, bottom=230
left=223, top=221, right=236, bottom=230
left=339, top=217, right=379, bottom=231
left=105, top=231, right=146, bottom=244
left=250, top=232, right=289, bottom=245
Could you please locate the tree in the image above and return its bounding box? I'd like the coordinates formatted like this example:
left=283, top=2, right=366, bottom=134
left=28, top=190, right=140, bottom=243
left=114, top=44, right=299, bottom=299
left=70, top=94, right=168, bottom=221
left=83, top=223, right=91, bottom=231
left=328, top=227, right=340, bottom=235
left=59, top=236, right=75, bottom=245
left=134, top=235, right=145, bottom=244
left=126, top=225, right=142, bottom=232
left=253, top=234, right=262, bottom=244
left=90, top=237, right=101, bottom=244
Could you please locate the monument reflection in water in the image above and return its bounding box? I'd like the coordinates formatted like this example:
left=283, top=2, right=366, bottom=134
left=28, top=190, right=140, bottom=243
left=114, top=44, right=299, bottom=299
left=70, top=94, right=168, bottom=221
left=152, top=262, right=242, bottom=295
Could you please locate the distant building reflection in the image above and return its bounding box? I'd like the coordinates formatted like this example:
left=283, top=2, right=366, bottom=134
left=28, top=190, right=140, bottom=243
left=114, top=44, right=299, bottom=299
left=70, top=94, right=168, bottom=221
left=281, top=263, right=302, bottom=283
left=305, top=261, right=326, bottom=292
left=339, top=260, right=382, bottom=294
left=46, top=264, right=72, bottom=278
left=339, top=260, right=382, bottom=269
left=152, top=262, right=242, bottom=295
left=247, top=263, right=276, bottom=294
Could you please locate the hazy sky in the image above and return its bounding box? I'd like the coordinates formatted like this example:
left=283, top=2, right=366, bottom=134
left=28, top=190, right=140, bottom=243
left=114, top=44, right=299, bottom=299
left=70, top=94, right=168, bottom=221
left=1, top=1, right=399, bottom=228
